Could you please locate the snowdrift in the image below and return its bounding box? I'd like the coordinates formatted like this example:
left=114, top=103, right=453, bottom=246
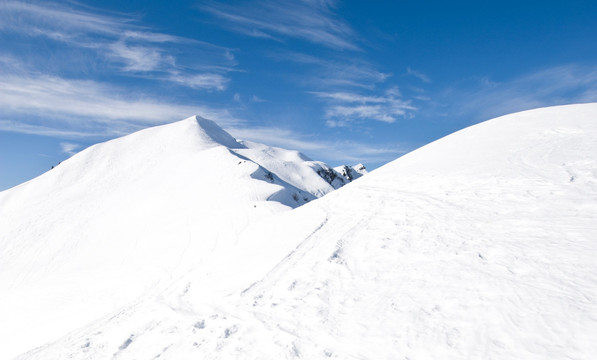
left=3, top=104, right=597, bottom=359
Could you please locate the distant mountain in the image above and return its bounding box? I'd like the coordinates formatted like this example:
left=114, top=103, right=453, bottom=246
left=0, top=116, right=362, bottom=359
left=334, top=163, right=367, bottom=182
left=4, top=104, right=597, bottom=360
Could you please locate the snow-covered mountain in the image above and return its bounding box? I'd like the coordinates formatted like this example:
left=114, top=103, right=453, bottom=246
left=334, top=163, right=367, bottom=182
left=3, top=104, right=597, bottom=359
left=0, top=116, right=361, bottom=359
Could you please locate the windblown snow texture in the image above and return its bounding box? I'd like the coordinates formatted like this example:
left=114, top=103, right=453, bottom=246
left=2, top=104, right=597, bottom=359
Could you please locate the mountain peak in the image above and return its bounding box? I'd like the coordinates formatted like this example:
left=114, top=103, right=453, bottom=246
left=186, top=115, right=244, bottom=149
left=2, top=104, right=597, bottom=359
left=333, top=163, right=367, bottom=182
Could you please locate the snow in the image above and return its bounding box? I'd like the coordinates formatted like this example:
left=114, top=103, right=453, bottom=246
left=235, top=140, right=345, bottom=198
left=2, top=104, right=597, bottom=359
left=0, top=115, right=356, bottom=359
left=334, top=163, right=367, bottom=182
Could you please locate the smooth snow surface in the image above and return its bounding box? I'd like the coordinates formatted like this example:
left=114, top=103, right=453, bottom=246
left=0, top=116, right=356, bottom=359
left=3, top=104, right=597, bottom=359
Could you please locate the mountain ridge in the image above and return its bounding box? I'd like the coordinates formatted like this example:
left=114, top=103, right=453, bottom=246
left=3, top=104, right=597, bottom=359
left=0, top=116, right=363, bottom=359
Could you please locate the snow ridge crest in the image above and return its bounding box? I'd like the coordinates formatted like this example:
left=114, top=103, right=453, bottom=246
left=187, top=115, right=244, bottom=149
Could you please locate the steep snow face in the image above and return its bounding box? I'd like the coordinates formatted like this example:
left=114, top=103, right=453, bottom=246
left=236, top=141, right=345, bottom=198
left=236, top=141, right=366, bottom=197
left=0, top=116, right=359, bottom=359
left=6, top=103, right=597, bottom=360
left=334, top=163, right=367, bottom=182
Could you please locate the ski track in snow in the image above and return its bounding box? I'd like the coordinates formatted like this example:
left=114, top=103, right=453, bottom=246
left=3, top=104, right=597, bottom=359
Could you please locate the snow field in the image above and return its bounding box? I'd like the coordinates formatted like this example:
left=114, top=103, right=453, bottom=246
left=4, top=104, right=597, bottom=359
left=0, top=116, right=355, bottom=359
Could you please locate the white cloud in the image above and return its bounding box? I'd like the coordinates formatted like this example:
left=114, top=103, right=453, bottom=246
left=60, top=142, right=81, bottom=155
left=251, top=95, right=268, bottom=103
left=406, top=67, right=431, bottom=83
left=0, top=1, right=125, bottom=37
left=107, top=41, right=175, bottom=72
left=326, top=105, right=395, bottom=124
left=201, top=0, right=358, bottom=50
left=269, top=51, right=391, bottom=90
left=0, top=73, right=240, bottom=137
left=268, top=51, right=420, bottom=126
left=311, top=91, right=416, bottom=125
left=167, top=73, right=228, bottom=91
left=0, top=1, right=235, bottom=90
left=309, top=92, right=389, bottom=104
left=0, top=121, right=100, bottom=138
left=121, top=31, right=184, bottom=43
left=444, top=64, right=597, bottom=121
left=228, top=126, right=408, bottom=165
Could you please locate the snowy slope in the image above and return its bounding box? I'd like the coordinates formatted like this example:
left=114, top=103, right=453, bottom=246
left=0, top=116, right=359, bottom=359
left=6, top=104, right=597, bottom=360
left=334, top=163, right=367, bottom=182
left=235, top=140, right=354, bottom=197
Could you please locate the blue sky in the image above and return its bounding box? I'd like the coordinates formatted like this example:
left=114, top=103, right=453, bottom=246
left=1, top=0, right=597, bottom=191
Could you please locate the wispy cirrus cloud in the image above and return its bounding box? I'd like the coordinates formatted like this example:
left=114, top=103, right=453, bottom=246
left=310, top=89, right=416, bottom=126
left=107, top=41, right=175, bottom=72
left=0, top=1, right=235, bottom=90
left=0, top=72, right=240, bottom=138
left=167, top=73, right=229, bottom=91
left=0, top=121, right=100, bottom=138
left=60, top=142, right=81, bottom=156
left=406, top=67, right=431, bottom=83
left=201, top=0, right=358, bottom=50
left=320, top=63, right=390, bottom=89
left=441, top=64, right=597, bottom=122
left=0, top=1, right=127, bottom=37
left=251, top=95, right=268, bottom=103
left=229, top=126, right=408, bottom=165
left=268, top=50, right=423, bottom=127
left=269, top=51, right=389, bottom=89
